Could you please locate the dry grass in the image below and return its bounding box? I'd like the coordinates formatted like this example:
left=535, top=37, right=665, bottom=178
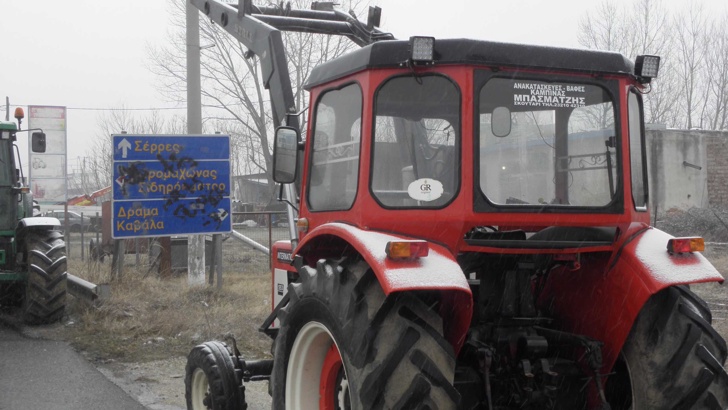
left=65, top=248, right=273, bottom=363
left=59, top=239, right=728, bottom=366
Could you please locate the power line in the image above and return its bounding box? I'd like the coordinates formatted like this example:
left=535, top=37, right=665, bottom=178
left=67, top=106, right=186, bottom=111
left=1, top=105, right=186, bottom=112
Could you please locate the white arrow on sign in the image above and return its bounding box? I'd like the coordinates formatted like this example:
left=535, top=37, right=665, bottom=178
left=118, top=138, right=132, bottom=159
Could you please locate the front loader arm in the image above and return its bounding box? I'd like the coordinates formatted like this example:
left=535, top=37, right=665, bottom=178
left=190, top=0, right=298, bottom=129
left=190, top=0, right=393, bottom=245
left=190, top=0, right=393, bottom=129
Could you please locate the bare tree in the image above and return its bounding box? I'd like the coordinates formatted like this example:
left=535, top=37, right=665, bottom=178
left=75, top=108, right=188, bottom=195
left=624, top=0, right=678, bottom=126
left=578, top=1, right=630, bottom=52
left=703, top=13, right=728, bottom=130
left=672, top=1, right=709, bottom=129
left=148, top=0, right=360, bottom=204
left=578, top=0, right=680, bottom=126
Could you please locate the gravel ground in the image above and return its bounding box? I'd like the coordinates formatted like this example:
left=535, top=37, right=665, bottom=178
left=95, top=356, right=272, bottom=409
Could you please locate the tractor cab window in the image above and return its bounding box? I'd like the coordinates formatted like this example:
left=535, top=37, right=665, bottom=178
left=307, top=83, right=363, bottom=211
left=478, top=77, right=617, bottom=208
left=371, top=75, right=460, bottom=208
left=629, top=89, right=648, bottom=210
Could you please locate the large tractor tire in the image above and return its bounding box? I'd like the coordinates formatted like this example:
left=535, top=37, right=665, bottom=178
left=185, top=341, right=246, bottom=410
left=23, top=230, right=67, bottom=324
left=606, top=286, right=728, bottom=409
left=271, top=258, right=460, bottom=410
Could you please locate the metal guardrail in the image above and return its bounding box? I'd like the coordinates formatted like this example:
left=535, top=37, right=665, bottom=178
left=230, top=230, right=270, bottom=254
left=67, top=274, right=109, bottom=306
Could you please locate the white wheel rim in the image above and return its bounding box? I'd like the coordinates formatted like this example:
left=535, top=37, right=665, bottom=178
left=286, top=321, right=347, bottom=409
left=190, top=367, right=211, bottom=410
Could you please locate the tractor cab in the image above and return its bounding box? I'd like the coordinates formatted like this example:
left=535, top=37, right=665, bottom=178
left=274, top=38, right=661, bottom=250
left=0, top=120, right=21, bottom=233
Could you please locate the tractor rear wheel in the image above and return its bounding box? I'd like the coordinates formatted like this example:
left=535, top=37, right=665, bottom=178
left=606, top=286, right=728, bottom=409
left=23, top=230, right=67, bottom=324
left=271, top=258, right=460, bottom=409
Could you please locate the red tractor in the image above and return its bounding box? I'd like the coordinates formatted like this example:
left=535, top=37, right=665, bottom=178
left=185, top=2, right=727, bottom=408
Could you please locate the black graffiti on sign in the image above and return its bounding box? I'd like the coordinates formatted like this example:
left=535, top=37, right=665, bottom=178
left=154, top=152, right=228, bottom=229
left=116, top=162, right=150, bottom=196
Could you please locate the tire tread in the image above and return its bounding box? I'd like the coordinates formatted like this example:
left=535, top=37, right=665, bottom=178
left=272, top=257, right=459, bottom=410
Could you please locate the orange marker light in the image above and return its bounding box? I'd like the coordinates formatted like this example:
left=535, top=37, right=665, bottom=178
left=385, top=240, right=429, bottom=260
left=296, top=217, right=308, bottom=233
left=667, top=237, right=705, bottom=254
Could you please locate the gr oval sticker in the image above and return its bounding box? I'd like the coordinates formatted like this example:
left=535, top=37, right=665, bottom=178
left=407, top=178, right=444, bottom=202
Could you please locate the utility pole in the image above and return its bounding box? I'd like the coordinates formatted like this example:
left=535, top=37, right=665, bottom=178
left=186, top=0, right=205, bottom=286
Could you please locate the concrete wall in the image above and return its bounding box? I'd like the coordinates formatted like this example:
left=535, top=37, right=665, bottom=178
left=647, top=129, right=728, bottom=211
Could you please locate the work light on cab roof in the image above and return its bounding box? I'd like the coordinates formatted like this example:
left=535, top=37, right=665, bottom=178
left=634, top=55, right=661, bottom=83
left=409, top=36, right=435, bottom=64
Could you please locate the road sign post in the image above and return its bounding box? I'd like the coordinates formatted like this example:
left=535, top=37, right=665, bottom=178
left=112, top=135, right=232, bottom=278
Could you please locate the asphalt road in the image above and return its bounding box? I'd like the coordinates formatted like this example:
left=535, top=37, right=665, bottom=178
left=0, top=323, right=146, bottom=410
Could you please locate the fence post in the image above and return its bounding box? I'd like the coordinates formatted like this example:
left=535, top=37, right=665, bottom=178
left=135, top=238, right=140, bottom=267
left=268, top=213, right=273, bottom=271
left=209, top=236, right=216, bottom=286
left=80, top=212, right=85, bottom=262
left=214, top=235, right=223, bottom=289
left=158, top=237, right=172, bottom=279
left=95, top=211, right=100, bottom=245
left=112, top=239, right=125, bottom=280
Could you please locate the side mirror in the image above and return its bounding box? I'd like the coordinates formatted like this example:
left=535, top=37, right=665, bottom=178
left=31, top=132, right=46, bottom=153
left=273, top=126, right=300, bottom=184
left=491, top=107, right=512, bottom=138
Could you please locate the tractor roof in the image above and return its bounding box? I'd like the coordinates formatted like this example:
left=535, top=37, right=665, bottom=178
left=305, top=38, right=634, bottom=89
left=0, top=121, right=17, bottom=131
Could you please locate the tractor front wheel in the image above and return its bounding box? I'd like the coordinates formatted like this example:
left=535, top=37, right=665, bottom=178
left=23, top=230, right=67, bottom=324
left=607, top=286, right=728, bottom=409
left=185, top=341, right=246, bottom=410
left=271, top=258, right=460, bottom=409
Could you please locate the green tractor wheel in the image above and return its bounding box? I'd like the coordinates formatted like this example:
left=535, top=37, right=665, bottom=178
left=22, top=230, right=67, bottom=324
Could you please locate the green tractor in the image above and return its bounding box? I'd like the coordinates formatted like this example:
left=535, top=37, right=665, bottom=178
left=0, top=107, right=66, bottom=324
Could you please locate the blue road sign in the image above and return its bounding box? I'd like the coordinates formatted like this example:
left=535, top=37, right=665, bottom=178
left=112, top=134, right=231, bottom=238
left=113, top=160, right=230, bottom=200
left=113, top=135, right=230, bottom=161
left=113, top=198, right=231, bottom=238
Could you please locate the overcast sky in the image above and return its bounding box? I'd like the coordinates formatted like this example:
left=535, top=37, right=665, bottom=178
left=2, top=0, right=726, bottom=176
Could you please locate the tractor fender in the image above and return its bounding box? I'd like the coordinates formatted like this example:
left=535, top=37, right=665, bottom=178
left=17, top=217, right=61, bottom=232
left=15, top=217, right=63, bottom=251
left=295, top=222, right=473, bottom=352
left=542, top=224, right=723, bottom=373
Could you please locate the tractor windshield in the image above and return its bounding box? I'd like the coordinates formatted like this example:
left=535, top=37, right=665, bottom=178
left=371, top=74, right=460, bottom=208
left=478, top=76, right=618, bottom=208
